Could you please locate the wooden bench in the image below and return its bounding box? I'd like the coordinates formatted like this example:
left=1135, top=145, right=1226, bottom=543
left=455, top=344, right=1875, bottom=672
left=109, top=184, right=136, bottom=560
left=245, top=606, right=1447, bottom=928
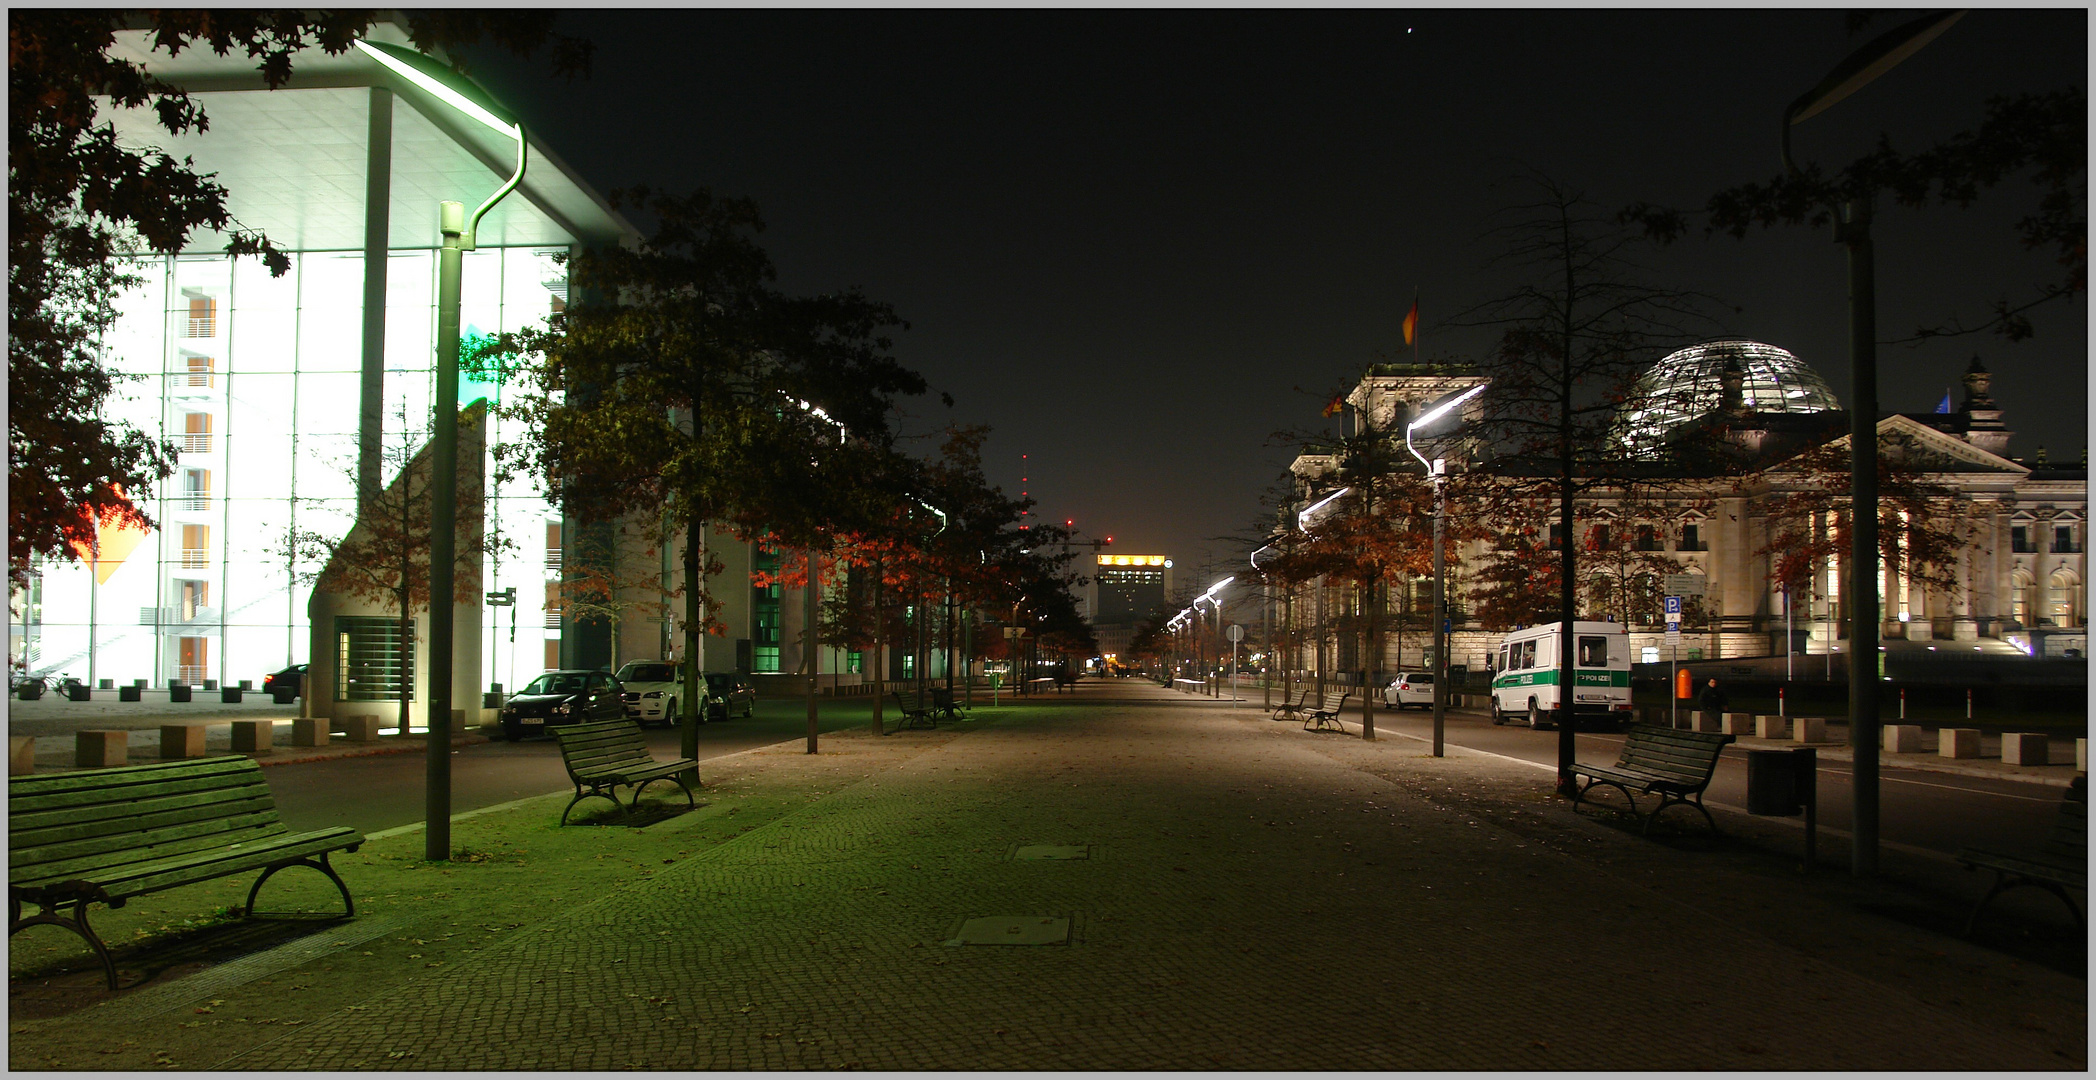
left=1270, top=687, right=1311, bottom=723
left=1957, top=773, right=2085, bottom=936
left=1303, top=690, right=1352, bottom=732
left=10, top=758, right=364, bottom=990
left=890, top=690, right=936, bottom=730
left=931, top=686, right=967, bottom=721
left=1571, top=725, right=1735, bottom=834
left=550, top=720, right=699, bottom=825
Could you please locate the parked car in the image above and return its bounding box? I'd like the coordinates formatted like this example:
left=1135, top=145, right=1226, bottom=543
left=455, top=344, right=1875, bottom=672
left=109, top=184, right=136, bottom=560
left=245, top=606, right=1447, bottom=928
left=498, top=669, right=626, bottom=741
left=614, top=660, right=684, bottom=727
left=1383, top=671, right=1434, bottom=709
left=262, top=663, right=307, bottom=699
left=704, top=672, right=757, bottom=720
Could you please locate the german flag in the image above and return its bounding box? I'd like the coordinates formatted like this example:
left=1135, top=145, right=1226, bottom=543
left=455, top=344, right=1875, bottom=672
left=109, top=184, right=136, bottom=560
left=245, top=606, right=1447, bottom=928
left=1322, top=394, right=1345, bottom=418
left=1402, top=299, right=1419, bottom=346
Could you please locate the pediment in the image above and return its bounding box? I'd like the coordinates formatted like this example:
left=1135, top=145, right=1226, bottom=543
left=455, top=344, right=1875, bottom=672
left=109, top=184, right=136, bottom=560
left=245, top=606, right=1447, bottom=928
left=1800, top=414, right=2031, bottom=476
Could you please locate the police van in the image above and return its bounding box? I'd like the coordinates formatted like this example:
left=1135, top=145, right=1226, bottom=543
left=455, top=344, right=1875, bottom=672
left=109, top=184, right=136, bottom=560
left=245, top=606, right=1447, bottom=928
left=1489, top=620, right=1632, bottom=729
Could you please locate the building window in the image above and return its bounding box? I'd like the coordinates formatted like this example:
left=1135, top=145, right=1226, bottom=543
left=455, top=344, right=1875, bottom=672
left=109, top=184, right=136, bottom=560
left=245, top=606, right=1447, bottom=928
left=2053, top=523, right=2081, bottom=554
left=1634, top=524, right=1660, bottom=551
left=544, top=581, right=562, bottom=630
left=544, top=522, right=562, bottom=571
left=185, top=295, right=217, bottom=338
left=2011, top=524, right=2037, bottom=553
left=336, top=615, right=413, bottom=702
left=1547, top=524, right=1565, bottom=550
left=178, top=580, right=208, bottom=622
left=180, top=524, right=210, bottom=569
left=2048, top=569, right=2081, bottom=627
left=2011, top=568, right=2036, bottom=627
left=1679, top=522, right=1707, bottom=551
left=182, top=412, right=213, bottom=453
left=183, top=354, right=215, bottom=388
left=181, top=468, right=212, bottom=510
left=176, top=636, right=209, bottom=686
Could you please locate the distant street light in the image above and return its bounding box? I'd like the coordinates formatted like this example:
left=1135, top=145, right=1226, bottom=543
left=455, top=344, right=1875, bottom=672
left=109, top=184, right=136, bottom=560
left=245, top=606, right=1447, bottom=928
left=356, top=39, right=528, bottom=863
left=1407, top=383, right=1486, bottom=759
left=1779, top=9, right=1961, bottom=879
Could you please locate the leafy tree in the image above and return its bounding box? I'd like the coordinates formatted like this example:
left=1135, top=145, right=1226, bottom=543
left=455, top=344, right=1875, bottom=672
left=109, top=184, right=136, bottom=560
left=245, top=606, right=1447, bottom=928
left=9, top=10, right=589, bottom=588
left=1627, top=86, right=2083, bottom=344
left=1753, top=426, right=1977, bottom=624
left=474, top=185, right=929, bottom=756
left=284, top=401, right=496, bottom=733
left=1449, top=173, right=1719, bottom=790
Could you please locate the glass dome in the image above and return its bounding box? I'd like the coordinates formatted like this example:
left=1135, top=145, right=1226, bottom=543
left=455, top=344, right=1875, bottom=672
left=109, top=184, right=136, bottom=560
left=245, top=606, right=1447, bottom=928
left=1612, top=339, right=1840, bottom=456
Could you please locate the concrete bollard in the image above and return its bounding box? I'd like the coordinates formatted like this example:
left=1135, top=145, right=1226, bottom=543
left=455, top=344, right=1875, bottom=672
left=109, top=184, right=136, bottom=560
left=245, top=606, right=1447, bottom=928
left=1883, top=724, right=1923, bottom=753
left=221, top=686, right=243, bottom=703
left=340, top=715, right=384, bottom=742
left=230, top=718, right=273, bottom=753
left=292, top=718, right=329, bottom=747
left=1721, top=711, right=1755, bottom=736
left=10, top=735, right=36, bottom=775
left=2001, top=732, right=2048, bottom=766
left=169, top=684, right=192, bottom=703
left=1755, top=714, right=1787, bottom=740
left=1791, top=716, right=1826, bottom=743
left=119, top=684, right=142, bottom=702
left=76, top=730, right=128, bottom=769
left=1695, top=711, right=1723, bottom=733
left=160, top=724, right=208, bottom=759
left=1938, top=728, right=1981, bottom=759
left=2078, top=738, right=2087, bottom=773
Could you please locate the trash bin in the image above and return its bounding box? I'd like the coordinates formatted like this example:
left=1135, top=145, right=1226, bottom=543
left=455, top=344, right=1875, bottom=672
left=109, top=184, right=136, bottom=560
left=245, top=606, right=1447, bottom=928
left=1746, top=747, right=1815, bottom=816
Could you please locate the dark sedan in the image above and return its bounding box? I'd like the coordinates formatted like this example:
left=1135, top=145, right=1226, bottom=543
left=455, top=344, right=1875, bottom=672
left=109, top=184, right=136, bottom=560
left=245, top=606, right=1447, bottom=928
left=498, top=669, right=626, bottom=741
left=704, top=672, right=757, bottom=720
left=262, top=663, right=307, bottom=699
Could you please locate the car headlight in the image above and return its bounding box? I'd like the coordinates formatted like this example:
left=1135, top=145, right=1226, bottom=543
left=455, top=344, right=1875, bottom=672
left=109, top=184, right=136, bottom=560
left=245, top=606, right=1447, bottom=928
left=553, top=702, right=572, bottom=715
left=642, top=690, right=663, bottom=699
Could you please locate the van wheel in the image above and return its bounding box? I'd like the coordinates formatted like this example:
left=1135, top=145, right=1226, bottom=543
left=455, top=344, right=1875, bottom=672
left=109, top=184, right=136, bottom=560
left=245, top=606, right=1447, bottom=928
left=1528, top=700, right=1544, bottom=729
left=1491, top=703, right=1505, bottom=726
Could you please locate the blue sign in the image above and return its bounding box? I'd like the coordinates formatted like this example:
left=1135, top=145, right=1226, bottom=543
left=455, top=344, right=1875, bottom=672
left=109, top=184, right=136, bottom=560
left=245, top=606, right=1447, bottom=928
left=1664, top=595, right=1682, bottom=615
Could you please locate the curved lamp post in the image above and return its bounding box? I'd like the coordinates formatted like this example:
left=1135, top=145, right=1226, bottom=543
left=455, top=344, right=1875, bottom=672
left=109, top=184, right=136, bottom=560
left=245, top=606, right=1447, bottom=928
left=355, top=39, right=528, bottom=863
left=1407, top=384, right=1486, bottom=759
left=1779, top=10, right=1961, bottom=878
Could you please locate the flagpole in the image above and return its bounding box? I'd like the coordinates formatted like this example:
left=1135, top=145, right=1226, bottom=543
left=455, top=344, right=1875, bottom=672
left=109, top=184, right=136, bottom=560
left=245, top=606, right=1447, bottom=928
left=1411, top=287, right=1421, bottom=366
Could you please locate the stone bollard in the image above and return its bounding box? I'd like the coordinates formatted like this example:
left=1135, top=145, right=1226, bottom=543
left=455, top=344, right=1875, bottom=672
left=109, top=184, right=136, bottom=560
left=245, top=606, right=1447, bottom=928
left=119, top=684, right=142, bottom=702
left=160, top=724, right=208, bottom=759
left=292, top=718, right=329, bottom=747
left=1721, top=711, right=1755, bottom=736
left=221, top=686, right=243, bottom=703
left=2079, top=738, right=2087, bottom=773
left=1938, top=728, right=1981, bottom=759
left=169, top=684, right=192, bottom=703
left=1883, top=724, right=1923, bottom=753
left=1791, top=716, right=1826, bottom=743
left=10, top=735, right=36, bottom=775
left=230, top=718, right=273, bottom=753
left=1695, top=711, right=1723, bottom=734
left=341, top=715, right=384, bottom=742
left=76, top=730, right=128, bottom=769
left=1755, top=714, right=1787, bottom=740
left=2001, top=732, right=2048, bottom=766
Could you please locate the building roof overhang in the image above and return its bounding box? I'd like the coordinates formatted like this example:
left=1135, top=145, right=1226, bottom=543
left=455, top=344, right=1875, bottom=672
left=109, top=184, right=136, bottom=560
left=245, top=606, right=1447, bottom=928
left=98, top=22, right=638, bottom=253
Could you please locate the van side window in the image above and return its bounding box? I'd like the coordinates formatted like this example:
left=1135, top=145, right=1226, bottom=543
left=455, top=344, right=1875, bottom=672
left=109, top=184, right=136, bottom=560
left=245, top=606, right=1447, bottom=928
left=1498, top=646, right=1509, bottom=671
left=1519, top=641, right=1535, bottom=668
left=1578, top=635, right=1608, bottom=667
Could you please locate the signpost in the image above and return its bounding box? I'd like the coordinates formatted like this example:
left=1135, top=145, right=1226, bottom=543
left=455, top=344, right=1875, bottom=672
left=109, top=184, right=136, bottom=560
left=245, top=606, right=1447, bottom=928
left=1665, top=594, right=1682, bottom=728
left=1225, top=623, right=1244, bottom=706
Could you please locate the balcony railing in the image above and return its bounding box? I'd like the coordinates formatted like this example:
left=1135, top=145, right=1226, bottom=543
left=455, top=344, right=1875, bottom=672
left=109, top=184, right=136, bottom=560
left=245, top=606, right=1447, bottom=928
left=179, top=495, right=212, bottom=512
left=179, top=548, right=208, bottom=569
left=544, top=610, right=562, bottom=630
left=544, top=549, right=562, bottom=571
left=181, top=434, right=213, bottom=454
left=185, top=316, right=216, bottom=338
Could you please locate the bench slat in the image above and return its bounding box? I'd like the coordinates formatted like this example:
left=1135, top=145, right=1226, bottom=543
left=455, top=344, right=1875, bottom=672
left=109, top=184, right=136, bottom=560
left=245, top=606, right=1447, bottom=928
left=12, top=792, right=280, bottom=853
left=14, top=812, right=291, bottom=882
left=9, top=768, right=274, bottom=816
left=90, top=828, right=365, bottom=901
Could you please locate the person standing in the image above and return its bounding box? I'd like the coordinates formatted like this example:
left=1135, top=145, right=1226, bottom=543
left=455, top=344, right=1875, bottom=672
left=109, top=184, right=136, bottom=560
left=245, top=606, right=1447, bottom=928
left=1698, top=677, right=1728, bottom=731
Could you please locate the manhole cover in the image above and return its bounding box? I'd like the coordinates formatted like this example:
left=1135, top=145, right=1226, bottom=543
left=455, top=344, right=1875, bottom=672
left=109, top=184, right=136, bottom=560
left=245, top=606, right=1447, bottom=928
left=1011, top=844, right=1090, bottom=861
left=943, top=916, right=1071, bottom=946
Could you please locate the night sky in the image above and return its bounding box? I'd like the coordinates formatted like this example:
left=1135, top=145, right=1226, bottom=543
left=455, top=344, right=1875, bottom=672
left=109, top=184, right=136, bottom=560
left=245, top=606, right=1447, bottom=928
left=466, top=8, right=2087, bottom=584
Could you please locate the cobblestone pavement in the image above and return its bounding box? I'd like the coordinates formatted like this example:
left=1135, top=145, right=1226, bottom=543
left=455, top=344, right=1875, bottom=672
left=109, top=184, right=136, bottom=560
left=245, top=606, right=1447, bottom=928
left=126, top=684, right=2088, bottom=1069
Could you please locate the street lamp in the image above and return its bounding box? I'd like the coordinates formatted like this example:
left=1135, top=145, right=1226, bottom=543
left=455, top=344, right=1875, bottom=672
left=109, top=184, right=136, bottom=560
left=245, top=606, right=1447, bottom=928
left=1779, top=9, right=1960, bottom=878
left=356, top=39, right=528, bottom=863
left=1407, top=383, right=1486, bottom=760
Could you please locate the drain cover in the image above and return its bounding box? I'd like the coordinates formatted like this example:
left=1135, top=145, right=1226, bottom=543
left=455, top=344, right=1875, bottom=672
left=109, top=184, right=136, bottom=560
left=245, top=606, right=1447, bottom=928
left=944, top=916, right=1071, bottom=946
left=1011, top=844, right=1090, bottom=861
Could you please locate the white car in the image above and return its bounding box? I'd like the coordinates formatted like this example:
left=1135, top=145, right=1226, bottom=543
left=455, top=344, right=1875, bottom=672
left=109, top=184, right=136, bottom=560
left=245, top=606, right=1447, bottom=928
left=614, top=660, right=686, bottom=727
left=1382, top=672, right=1435, bottom=709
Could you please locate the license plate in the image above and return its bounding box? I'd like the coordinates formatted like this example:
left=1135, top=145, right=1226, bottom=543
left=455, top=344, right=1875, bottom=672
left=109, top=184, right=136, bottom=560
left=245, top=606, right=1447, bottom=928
left=522, top=718, right=543, bottom=726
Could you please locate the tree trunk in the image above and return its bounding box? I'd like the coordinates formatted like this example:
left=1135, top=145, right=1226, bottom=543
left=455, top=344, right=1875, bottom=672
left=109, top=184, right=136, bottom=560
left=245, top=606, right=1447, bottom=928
left=681, top=513, right=703, bottom=761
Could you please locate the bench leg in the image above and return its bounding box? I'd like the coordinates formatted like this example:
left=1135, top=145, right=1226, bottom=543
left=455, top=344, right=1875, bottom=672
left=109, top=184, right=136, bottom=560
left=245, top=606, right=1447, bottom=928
left=1963, top=870, right=2086, bottom=937
left=1642, top=793, right=1720, bottom=837
left=561, top=783, right=626, bottom=826
left=11, top=897, right=121, bottom=990
left=244, top=850, right=357, bottom=919
left=628, top=773, right=698, bottom=813
left=1571, top=776, right=1640, bottom=819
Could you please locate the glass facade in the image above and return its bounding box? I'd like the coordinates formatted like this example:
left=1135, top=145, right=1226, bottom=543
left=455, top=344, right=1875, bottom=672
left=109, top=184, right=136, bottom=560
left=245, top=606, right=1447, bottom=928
left=13, top=246, right=569, bottom=696
left=1612, top=340, right=1841, bottom=456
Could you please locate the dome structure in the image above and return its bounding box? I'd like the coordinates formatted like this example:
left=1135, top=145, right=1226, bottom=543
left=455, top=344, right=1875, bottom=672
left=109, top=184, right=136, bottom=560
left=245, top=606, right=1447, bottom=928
left=1612, top=339, right=1840, bottom=456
